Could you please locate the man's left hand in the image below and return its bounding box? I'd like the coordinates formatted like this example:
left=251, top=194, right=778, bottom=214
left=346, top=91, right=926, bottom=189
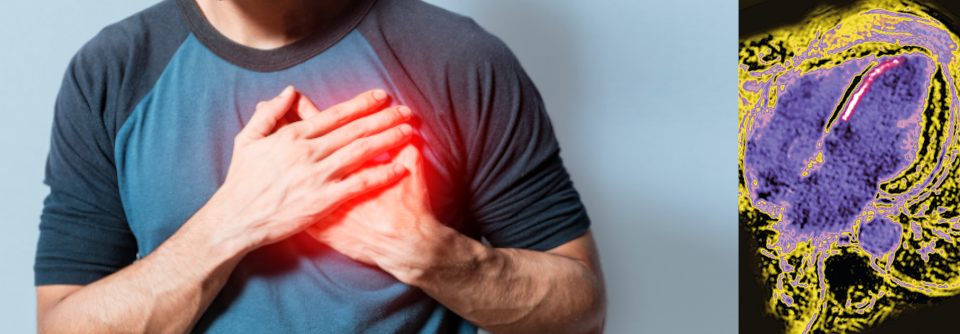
left=278, top=90, right=444, bottom=284
left=305, top=143, right=448, bottom=284
left=281, top=91, right=606, bottom=334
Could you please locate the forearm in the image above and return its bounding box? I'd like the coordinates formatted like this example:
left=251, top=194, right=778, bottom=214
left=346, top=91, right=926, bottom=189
left=38, top=88, right=408, bottom=333
left=408, top=228, right=606, bottom=334
left=40, top=204, right=247, bottom=334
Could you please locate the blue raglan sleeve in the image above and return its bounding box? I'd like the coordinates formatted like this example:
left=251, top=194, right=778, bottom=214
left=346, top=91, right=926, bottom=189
left=359, top=0, right=591, bottom=252
left=35, top=38, right=139, bottom=286
left=456, top=41, right=591, bottom=251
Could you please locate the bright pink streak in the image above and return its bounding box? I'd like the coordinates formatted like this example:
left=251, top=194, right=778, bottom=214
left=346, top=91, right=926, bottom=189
left=840, top=58, right=902, bottom=122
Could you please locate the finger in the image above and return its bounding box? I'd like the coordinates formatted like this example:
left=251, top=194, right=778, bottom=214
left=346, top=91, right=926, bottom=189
left=237, top=86, right=297, bottom=144
left=290, top=89, right=389, bottom=139
left=389, top=144, right=429, bottom=198
left=275, top=115, right=292, bottom=130
left=292, top=92, right=322, bottom=120
left=275, top=92, right=318, bottom=130
left=392, top=143, right=422, bottom=168
left=311, top=106, right=412, bottom=160
left=370, top=152, right=392, bottom=163
left=325, top=123, right=413, bottom=179
left=247, top=86, right=296, bottom=137
left=331, top=162, right=408, bottom=202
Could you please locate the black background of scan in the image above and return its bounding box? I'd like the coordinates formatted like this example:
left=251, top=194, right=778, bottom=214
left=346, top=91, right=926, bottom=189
left=740, top=0, right=960, bottom=333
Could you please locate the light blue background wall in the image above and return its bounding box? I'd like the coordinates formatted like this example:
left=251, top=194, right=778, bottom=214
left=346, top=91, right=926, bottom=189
left=0, top=1, right=736, bottom=333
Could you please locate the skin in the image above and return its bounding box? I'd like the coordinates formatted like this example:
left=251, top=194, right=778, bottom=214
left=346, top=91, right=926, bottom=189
left=303, top=106, right=606, bottom=334
left=38, top=86, right=413, bottom=332
left=38, top=1, right=607, bottom=333
left=197, top=0, right=353, bottom=50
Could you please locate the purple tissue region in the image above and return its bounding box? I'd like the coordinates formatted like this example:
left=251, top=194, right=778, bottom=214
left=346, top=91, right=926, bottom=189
left=745, top=56, right=927, bottom=237
left=858, top=217, right=903, bottom=257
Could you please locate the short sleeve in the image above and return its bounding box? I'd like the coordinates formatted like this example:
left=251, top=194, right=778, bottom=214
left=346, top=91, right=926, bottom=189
left=35, top=43, right=139, bottom=286
left=454, top=38, right=591, bottom=251
left=348, top=0, right=591, bottom=251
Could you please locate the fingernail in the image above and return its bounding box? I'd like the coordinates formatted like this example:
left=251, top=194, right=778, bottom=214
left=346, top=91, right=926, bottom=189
left=399, top=124, right=412, bottom=136
left=282, top=85, right=294, bottom=96
left=373, top=90, right=388, bottom=101
left=393, top=164, right=407, bottom=175
left=398, top=106, right=412, bottom=118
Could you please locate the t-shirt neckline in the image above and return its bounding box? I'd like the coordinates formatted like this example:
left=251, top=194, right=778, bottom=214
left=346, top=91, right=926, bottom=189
left=175, top=0, right=376, bottom=72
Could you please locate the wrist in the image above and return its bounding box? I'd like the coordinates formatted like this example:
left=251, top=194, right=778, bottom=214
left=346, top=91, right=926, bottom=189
left=398, top=222, right=498, bottom=289
left=186, top=189, right=258, bottom=261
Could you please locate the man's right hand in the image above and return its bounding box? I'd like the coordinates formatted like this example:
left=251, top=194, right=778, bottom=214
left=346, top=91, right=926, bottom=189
left=206, top=86, right=413, bottom=252
left=36, top=87, right=413, bottom=333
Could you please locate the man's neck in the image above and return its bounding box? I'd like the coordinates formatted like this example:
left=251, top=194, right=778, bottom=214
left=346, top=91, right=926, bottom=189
left=195, top=0, right=352, bottom=50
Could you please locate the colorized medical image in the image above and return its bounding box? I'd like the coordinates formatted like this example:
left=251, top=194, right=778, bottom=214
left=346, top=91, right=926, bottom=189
left=739, top=0, right=960, bottom=332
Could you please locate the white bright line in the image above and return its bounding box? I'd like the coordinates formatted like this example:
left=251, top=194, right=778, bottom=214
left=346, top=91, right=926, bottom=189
left=840, top=58, right=902, bottom=122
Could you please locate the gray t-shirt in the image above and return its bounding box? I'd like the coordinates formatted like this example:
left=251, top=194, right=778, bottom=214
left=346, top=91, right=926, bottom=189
left=35, top=0, right=590, bottom=332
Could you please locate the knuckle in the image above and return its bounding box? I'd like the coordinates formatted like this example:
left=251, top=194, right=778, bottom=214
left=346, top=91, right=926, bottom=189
left=353, top=139, right=373, bottom=154
left=357, top=178, right=371, bottom=189
left=313, top=141, right=331, bottom=158
left=358, top=119, right=378, bottom=135
left=300, top=120, right=316, bottom=136
left=278, top=126, right=299, bottom=140
left=312, top=165, right=332, bottom=183
left=339, top=148, right=364, bottom=166
left=299, top=142, right=315, bottom=158
left=348, top=179, right=369, bottom=194
left=343, top=121, right=367, bottom=138
left=376, top=167, right=393, bottom=181
left=337, top=110, right=353, bottom=124
left=304, top=192, right=318, bottom=207
left=328, top=107, right=348, bottom=124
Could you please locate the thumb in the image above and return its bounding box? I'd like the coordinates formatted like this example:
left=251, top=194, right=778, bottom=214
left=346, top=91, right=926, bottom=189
left=393, top=143, right=424, bottom=185
left=394, top=144, right=421, bottom=169
left=237, top=86, right=297, bottom=145
left=293, top=92, right=322, bottom=120
left=393, top=143, right=429, bottom=205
